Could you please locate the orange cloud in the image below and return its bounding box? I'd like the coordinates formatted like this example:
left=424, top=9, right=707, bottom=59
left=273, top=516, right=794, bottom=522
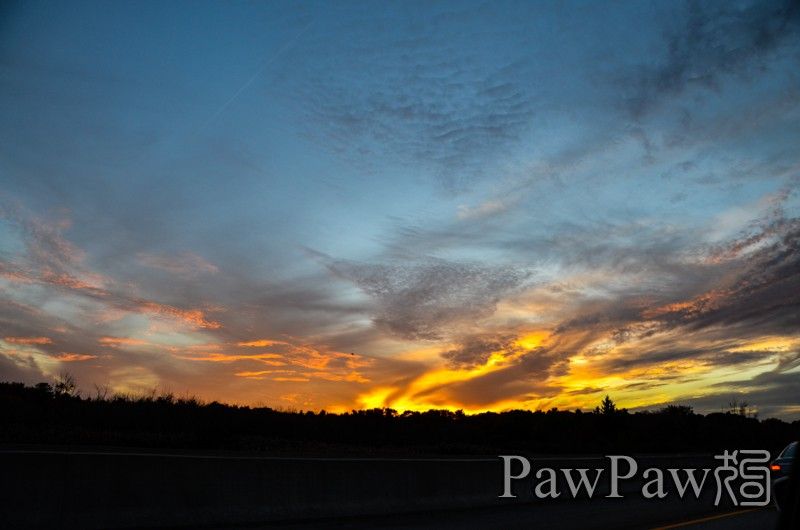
left=237, top=339, right=283, bottom=347
left=233, top=369, right=316, bottom=383
left=309, top=371, right=369, bottom=383
left=99, top=337, right=149, bottom=347
left=643, top=291, right=725, bottom=319
left=41, top=271, right=106, bottom=292
left=4, top=336, right=53, bottom=345
left=137, top=301, right=221, bottom=329
left=354, top=331, right=552, bottom=412
left=54, top=353, right=97, bottom=362
left=234, top=369, right=298, bottom=379
left=234, top=370, right=273, bottom=378
left=0, top=269, right=36, bottom=284
left=177, top=352, right=285, bottom=364
left=186, top=339, right=377, bottom=387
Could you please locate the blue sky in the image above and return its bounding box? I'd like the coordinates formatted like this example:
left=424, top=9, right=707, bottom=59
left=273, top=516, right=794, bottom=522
left=1, top=0, right=799, bottom=417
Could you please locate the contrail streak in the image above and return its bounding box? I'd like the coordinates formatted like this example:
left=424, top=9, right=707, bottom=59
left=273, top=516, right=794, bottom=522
left=202, top=19, right=314, bottom=129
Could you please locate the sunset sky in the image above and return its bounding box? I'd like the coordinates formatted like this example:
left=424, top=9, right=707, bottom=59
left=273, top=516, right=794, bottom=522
left=2, top=0, right=799, bottom=418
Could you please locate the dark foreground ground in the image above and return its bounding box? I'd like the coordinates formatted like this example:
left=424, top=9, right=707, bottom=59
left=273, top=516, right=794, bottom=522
left=260, top=499, right=777, bottom=530
left=3, top=381, right=798, bottom=457
left=0, top=447, right=781, bottom=530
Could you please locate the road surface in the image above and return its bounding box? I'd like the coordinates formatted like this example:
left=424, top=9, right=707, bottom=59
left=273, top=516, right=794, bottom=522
left=251, top=502, right=777, bottom=530
left=0, top=448, right=781, bottom=529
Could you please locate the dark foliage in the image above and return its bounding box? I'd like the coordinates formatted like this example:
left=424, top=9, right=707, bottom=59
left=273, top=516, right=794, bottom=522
left=1, top=381, right=797, bottom=456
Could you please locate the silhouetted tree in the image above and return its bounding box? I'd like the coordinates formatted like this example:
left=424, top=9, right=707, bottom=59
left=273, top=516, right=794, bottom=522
left=1, top=381, right=797, bottom=455
left=53, top=372, right=78, bottom=397
left=728, top=398, right=757, bottom=418
left=595, top=395, right=617, bottom=415
left=660, top=405, right=693, bottom=415
left=92, top=383, right=110, bottom=401
left=34, top=382, right=53, bottom=396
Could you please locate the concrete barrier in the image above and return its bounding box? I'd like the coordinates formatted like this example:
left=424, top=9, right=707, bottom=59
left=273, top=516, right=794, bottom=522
left=0, top=449, right=720, bottom=529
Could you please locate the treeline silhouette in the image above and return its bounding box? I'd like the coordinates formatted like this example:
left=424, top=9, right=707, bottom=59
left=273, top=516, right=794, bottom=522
left=1, top=380, right=797, bottom=456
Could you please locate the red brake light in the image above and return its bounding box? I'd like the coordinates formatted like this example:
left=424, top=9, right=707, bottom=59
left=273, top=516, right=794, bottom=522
left=771, top=464, right=781, bottom=471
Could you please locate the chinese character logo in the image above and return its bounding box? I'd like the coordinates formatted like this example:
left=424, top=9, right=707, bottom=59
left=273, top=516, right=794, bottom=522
left=713, top=449, right=771, bottom=506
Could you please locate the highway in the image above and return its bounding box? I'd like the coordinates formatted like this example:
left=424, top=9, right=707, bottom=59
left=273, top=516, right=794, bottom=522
left=245, top=498, right=777, bottom=529
left=260, top=504, right=777, bottom=530
left=0, top=448, right=781, bottom=529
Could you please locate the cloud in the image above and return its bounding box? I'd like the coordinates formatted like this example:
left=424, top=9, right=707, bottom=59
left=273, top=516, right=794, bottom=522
left=234, top=370, right=267, bottom=378
left=1, top=1, right=799, bottom=417
left=282, top=4, right=538, bottom=191
left=137, top=252, right=219, bottom=276
left=363, top=207, right=800, bottom=412
left=327, top=258, right=531, bottom=340
left=54, top=353, right=97, bottom=362
left=135, top=301, right=221, bottom=329
left=177, top=352, right=285, bottom=364
left=441, top=335, right=518, bottom=368
left=4, top=336, right=52, bottom=345
left=173, top=336, right=379, bottom=386
left=456, top=200, right=510, bottom=221
left=0, top=205, right=222, bottom=331
left=647, top=220, right=800, bottom=336
left=640, top=365, right=800, bottom=420
left=237, top=339, right=282, bottom=347
left=98, top=337, right=149, bottom=347
left=0, top=200, right=108, bottom=295
left=617, top=0, right=800, bottom=119
left=441, top=351, right=562, bottom=408
left=0, top=351, right=44, bottom=383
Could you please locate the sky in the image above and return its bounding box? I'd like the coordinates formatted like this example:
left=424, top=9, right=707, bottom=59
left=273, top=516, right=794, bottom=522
left=1, top=0, right=799, bottom=419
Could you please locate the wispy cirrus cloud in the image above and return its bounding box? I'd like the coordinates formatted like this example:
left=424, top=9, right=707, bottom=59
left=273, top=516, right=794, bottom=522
left=281, top=4, right=540, bottom=191
left=0, top=203, right=221, bottom=331
left=137, top=252, right=219, bottom=276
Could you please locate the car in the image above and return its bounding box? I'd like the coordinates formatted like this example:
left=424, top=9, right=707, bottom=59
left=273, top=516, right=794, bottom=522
left=772, top=441, right=797, bottom=479
left=772, top=441, right=797, bottom=511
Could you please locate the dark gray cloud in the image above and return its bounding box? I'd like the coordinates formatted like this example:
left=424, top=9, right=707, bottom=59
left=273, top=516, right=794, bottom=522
left=326, top=258, right=532, bottom=340
left=599, top=345, right=776, bottom=374
left=641, top=365, right=800, bottom=419
left=441, top=334, right=518, bottom=368
left=548, top=213, right=800, bottom=360
left=0, top=351, right=43, bottom=384
left=440, top=346, right=563, bottom=407
left=652, top=221, right=800, bottom=336
left=618, top=0, right=800, bottom=119
left=300, top=66, right=535, bottom=191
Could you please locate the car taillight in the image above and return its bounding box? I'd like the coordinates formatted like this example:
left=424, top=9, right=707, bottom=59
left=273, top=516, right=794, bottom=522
left=771, top=464, right=781, bottom=471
